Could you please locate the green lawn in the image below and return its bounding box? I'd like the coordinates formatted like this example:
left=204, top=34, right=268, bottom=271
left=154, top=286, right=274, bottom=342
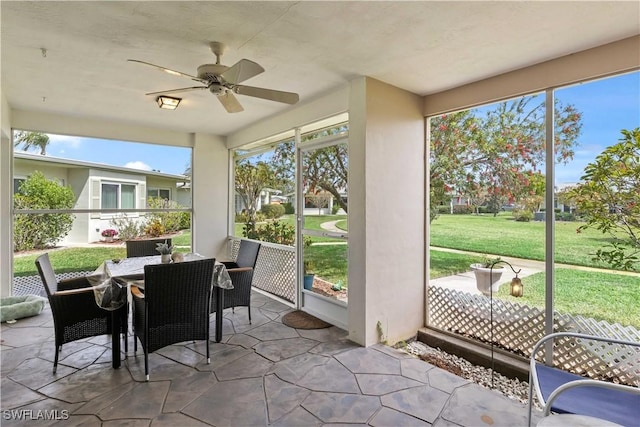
left=496, top=269, right=640, bottom=328
left=430, top=213, right=638, bottom=271
left=14, top=247, right=127, bottom=276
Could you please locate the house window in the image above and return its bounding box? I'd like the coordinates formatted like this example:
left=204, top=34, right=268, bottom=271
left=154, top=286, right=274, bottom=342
left=147, top=188, right=170, bottom=201
left=101, top=183, right=136, bottom=209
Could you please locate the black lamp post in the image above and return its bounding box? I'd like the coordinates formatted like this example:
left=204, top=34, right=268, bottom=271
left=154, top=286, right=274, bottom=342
left=488, top=259, right=523, bottom=388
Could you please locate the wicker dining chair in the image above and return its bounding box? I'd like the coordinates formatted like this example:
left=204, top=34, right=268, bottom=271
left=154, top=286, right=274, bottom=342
left=132, top=258, right=214, bottom=381
left=35, top=253, right=128, bottom=373
left=211, top=240, right=261, bottom=324
left=125, top=238, right=173, bottom=258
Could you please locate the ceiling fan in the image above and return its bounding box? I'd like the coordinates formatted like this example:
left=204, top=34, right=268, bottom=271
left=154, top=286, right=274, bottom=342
left=128, top=42, right=299, bottom=113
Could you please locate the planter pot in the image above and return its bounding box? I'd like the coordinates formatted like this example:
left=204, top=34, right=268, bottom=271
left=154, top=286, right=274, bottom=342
left=303, top=274, right=315, bottom=290
left=161, top=254, right=172, bottom=264
left=104, top=236, right=114, bottom=243
left=470, top=264, right=504, bottom=296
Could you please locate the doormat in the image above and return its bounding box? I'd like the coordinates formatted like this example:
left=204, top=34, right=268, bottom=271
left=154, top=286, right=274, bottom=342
left=282, top=310, right=332, bottom=329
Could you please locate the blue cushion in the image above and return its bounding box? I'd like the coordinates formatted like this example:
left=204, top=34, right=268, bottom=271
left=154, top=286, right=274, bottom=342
left=536, top=363, right=640, bottom=427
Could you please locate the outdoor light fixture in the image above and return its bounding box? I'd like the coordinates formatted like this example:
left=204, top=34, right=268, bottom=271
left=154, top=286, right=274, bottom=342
left=510, top=276, right=523, bottom=297
left=156, top=96, right=181, bottom=110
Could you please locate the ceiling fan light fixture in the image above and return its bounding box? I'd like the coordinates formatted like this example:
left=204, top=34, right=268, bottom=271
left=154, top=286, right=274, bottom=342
left=156, top=96, right=181, bottom=110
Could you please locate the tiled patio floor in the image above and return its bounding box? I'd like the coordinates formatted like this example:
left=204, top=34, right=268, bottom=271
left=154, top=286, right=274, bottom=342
left=1, top=292, right=539, bottom=426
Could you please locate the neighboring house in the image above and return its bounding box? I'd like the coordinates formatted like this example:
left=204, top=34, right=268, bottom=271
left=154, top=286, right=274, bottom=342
left=555, top=182, right=578, bottom=213
left=234, top=188, right=287, bottom=214
left=13, top=152, right=190, bottom=244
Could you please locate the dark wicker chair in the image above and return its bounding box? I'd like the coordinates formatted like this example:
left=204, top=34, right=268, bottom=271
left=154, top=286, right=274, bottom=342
left=125, top=238, right=173, bottom=258
left=211, top=240, right=261, bottom=324
left=35, top=253, right=128, bottom=373
left=132, top=258, right=214, bottom=381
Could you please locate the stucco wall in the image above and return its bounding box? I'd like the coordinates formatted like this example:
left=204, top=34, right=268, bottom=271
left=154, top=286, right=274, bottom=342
left=0, top=90, right=11, bottom=297
left=349, top=77, right=425, bottom=346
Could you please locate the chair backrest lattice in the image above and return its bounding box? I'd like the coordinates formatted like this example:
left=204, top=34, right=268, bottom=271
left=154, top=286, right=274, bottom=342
left=126, top=238, right=172, bottom=258
left=230, top=238, right=296, bottom=304
left=428, top=286, right=640, bottom=385
left=14, top=271, right=94, bottom=298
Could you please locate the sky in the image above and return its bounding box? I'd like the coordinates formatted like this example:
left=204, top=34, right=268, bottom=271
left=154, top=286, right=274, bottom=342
left=14, top=72, right=639, bottom=181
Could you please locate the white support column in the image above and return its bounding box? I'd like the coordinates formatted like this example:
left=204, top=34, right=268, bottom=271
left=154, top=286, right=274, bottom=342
left=0, top=93, right=13, bottom=297
left=348, top=77, right=425, bottom=346
left=192, top=133, right=229, bottom=260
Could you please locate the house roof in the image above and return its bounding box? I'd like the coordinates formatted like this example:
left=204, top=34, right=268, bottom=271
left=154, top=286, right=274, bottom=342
left=14, top=151, right=189, bottom=181
left=2, top=2, right=638, bottom=137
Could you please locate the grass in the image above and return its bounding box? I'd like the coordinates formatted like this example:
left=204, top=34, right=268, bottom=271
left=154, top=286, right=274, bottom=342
left=14, top=247, right=126, bottom=276
left=496, top=269, right=640, bottom=328
left=430, top=213, right=639, bottom=271
left=430, top=250, right=485, bottom=279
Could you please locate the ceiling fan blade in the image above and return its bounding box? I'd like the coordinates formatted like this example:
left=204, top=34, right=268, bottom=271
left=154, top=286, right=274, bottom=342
left=217, top=92, right=244, bottom=113
left=145, top=86, right=207, bottom=96
left=128, top=59, right=207, bottom=83
left=220, top=59, right=264, bottom=84
left=234, top=85, right=300, bottom=105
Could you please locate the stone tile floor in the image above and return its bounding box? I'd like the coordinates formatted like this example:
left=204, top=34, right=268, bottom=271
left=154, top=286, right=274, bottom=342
left=1, top=292, right=540, bottom=426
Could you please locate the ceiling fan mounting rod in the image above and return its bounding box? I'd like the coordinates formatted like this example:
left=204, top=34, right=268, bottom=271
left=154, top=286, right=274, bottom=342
left=210, top=41, right=225, bottom=65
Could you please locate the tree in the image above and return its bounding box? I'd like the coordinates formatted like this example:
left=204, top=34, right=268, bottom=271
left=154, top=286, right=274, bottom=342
left=430, top=96, right=582, bottom=221
left=13, top=171, right=75, bottom=251
left=570, top=128, right=639, bottom=271
left=235, top=160, right=280, bottom=229
left=14, top=131, right=50, bottom=155
left=273, top=125, right=348, bottom=213
left=306, top=191, right=332, bottom=215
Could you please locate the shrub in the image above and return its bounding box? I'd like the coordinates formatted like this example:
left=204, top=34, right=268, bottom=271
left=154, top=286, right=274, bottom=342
left=437, top=205, right=450, bottom=214
left=243, top=219, right=295, bottom=246
left=557, top=212, right=577, bottom=222
left=145, top=197, right=184, bottom=234
left=283, top=203, right=295, bottom=214
left=13, top=172, right=75, bottom=252
left=144, top=219, right=165, bottom=237
left=261, top=203, right=285, bottom=219
left=331, top=204, right=340, bottom=215
left=110, top=214, right=144, bottom=240
left=512, top=209, right=533, bottom=222
left=178, top=212, right=191, bottom=230
left=452, top=205, right=473, bottom=214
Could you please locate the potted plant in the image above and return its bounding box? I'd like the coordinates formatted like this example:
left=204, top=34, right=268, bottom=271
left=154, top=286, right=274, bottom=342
left=101, top=229, right=118, bottom=242
left=155, top=240, right=174, bottom=263
left=470, top=256, right=504, bottom=296
left=303, top=260, right=315, bottom=290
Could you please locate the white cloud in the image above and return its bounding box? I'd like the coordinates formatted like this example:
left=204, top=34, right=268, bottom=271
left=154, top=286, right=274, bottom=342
left=48, top=134, right=82, bottom=148
left=124, top=161, right=152, bottom=171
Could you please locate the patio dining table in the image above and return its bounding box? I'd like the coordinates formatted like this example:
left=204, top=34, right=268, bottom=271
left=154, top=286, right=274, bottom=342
left=89, top=254, right=232, bottom=368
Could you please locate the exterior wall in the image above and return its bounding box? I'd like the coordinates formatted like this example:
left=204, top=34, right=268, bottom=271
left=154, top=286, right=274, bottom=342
left=0, top=91, right=12, bottom=297
left=349, top=77, right=425, bottom=346
left=13, top=160, right=68, bottom=184
left=86, top=169, right=146, bottom=243
left=66, top=168, right=90, bottom=243
left=176, top=187, right=191, bottom=207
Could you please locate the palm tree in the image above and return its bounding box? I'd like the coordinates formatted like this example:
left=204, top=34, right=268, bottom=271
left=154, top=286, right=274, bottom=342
left=14, top=131, right=50, bottom=155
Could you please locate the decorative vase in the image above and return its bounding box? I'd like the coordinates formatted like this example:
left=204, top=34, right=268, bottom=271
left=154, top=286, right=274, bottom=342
left=303, top=274, right=315, bottom=290
left=161, top=254, right=172, bottom=264
left=470, top=264, right=504, bottom=296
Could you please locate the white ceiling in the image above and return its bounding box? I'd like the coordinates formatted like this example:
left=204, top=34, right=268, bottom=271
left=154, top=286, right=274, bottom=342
left=2, top=1, right=639, bottom=136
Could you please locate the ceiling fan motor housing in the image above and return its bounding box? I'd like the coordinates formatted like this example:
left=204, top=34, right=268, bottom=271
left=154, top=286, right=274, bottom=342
left=197, top=64, right=229, bottom=83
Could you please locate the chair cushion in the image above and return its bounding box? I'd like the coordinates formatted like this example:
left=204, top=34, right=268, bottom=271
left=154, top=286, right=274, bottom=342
left=536, top=363, right=640, bottom=426
left=0, top=295, right=47, bottom=322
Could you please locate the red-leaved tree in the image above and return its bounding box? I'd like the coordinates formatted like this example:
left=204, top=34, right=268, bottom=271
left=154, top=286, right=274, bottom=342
left=429, top=96, right=582, bottom=221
